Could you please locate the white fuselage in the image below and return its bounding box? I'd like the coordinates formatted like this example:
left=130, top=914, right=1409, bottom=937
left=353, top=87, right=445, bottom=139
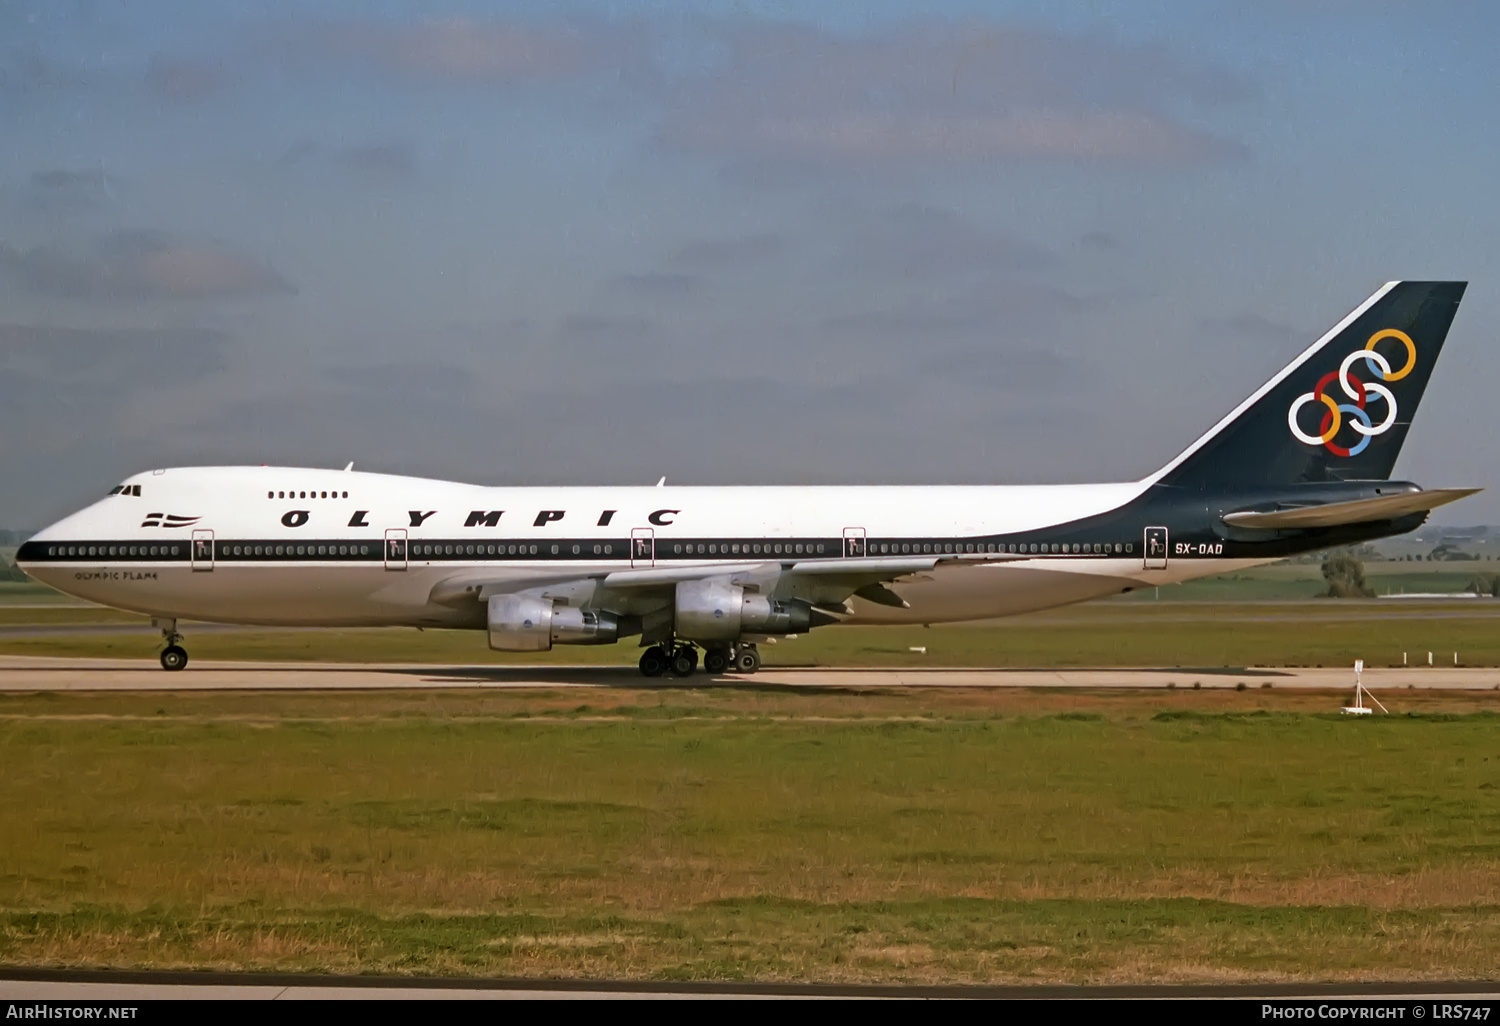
left=19, top=466, right=1265, bottom=629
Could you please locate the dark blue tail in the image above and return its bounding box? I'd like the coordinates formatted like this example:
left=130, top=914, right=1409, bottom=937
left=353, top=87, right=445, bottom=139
left=1151, top=281, right=1466, bottom=492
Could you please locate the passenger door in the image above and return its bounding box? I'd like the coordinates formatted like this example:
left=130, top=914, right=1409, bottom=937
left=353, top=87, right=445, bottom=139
left=631, top=527, right=654, bottom=568
left=191, top=529, right=214, bottom=572
left=842, top=527, right=867, bottom=558
left=384, top=528, right=408, bottom=571
left=1143, top=526, right=1168, bottom=570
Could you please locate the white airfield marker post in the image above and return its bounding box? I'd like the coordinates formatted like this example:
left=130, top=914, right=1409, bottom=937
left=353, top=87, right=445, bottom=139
left=1341, top=659, right=1387, bottom=716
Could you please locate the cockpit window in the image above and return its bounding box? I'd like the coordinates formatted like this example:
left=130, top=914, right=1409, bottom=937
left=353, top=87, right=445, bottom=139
left=111, top=484, right=142, bottom=496
left=109, top=486, right=123, bottom=495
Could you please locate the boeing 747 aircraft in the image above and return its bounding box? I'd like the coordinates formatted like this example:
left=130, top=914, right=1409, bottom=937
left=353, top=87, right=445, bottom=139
left=17, top=281, right=1475, bottom=676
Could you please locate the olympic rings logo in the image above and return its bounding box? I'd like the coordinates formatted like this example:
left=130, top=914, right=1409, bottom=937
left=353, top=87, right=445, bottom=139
left=1287, top=329, right=1416, bottom=457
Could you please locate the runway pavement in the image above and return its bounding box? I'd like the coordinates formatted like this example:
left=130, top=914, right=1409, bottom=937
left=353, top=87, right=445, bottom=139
left=2, top=968, right=1498, bottom=1000
left=2, top=655, right=1499, bottom=691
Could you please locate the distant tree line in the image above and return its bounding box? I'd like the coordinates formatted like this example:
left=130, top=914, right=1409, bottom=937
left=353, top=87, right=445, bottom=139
left=0, top=554, right=27, bottom=582
left=0, top=530, right=30, bottom=581
left=1470, top=573, right=1500, bottom=598
left=1321, top=554, right=1375, bottom=598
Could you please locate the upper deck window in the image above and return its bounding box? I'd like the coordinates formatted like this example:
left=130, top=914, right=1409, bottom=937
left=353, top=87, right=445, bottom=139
left=270, top=488, right=350, bottom=500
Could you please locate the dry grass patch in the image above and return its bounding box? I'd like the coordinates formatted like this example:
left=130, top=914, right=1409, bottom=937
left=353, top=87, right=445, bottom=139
left=2, top=685, right=1499, bottom=981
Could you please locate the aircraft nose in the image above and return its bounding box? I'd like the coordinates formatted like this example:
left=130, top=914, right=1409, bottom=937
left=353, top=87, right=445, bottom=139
left=14, top=509, right=92, bottom=585
left=13, top=534, right=56, bottom=586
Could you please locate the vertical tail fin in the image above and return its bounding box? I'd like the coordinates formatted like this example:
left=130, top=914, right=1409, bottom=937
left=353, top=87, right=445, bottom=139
left=1149, top=281, right=1466, bottom=492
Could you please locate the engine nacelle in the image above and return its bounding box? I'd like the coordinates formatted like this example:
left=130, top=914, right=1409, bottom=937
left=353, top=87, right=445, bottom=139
left=674, top=579, right=816, bottom=642
left=488, top=594, right=619, bottom=651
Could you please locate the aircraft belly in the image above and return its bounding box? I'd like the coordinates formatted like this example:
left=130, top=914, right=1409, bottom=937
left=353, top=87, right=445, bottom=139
left=840, top=558, right=1273, bottom=625
left=28, top=555, right=1280, bottom=630
left=23, top=564, right=471, bottom=628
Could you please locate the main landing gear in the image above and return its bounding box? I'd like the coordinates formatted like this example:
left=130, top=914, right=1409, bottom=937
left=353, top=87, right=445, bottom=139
left=638, top=642, right=760, bottom=677
left=638, top=643, right=695, bottom=678
left=155, top=618, right=188, bottom=672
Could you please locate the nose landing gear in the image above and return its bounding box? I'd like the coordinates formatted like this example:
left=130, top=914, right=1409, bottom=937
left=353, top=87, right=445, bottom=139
left=154, top=618, right=188, bottom=672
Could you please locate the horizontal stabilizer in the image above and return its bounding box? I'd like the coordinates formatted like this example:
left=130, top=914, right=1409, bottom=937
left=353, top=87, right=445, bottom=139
left=1221, top=487, right=1480, bottom=530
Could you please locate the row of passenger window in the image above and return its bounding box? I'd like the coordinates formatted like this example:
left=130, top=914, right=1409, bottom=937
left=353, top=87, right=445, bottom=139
left=663, top=541, right=1135, bottom=556
left=40, top=538, right=1138, bottom=562
left=673, top=542, right=828, bottom=556
left=47, top=544, right=180, bottom=558
left=225, top=544, right=371, bottom=558
left=235, top=539, right=1133, bottom=559
left=268, top=490, right=350, bottom=499
left=414, top=543, right=545, bottom=557
left=871, top=541, right=1133, bottom=555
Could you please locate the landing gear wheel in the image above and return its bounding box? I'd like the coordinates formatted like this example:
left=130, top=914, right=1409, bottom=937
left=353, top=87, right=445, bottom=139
left=670, top=647, right=698, bottom=677
left=733, top=645, right=761, bottom=674
left=702, top=648, right=731, bottom=675
left=639, top=646, right=669, bottom=678
left=160, top=645, right=188, bottom=672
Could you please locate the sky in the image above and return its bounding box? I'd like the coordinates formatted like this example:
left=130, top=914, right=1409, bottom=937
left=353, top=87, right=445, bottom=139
left=2, top=0, right=1498, bottom=529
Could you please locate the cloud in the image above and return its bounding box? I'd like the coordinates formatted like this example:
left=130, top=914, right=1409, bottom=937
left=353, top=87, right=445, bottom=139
left=558, top=313, right=653, bottom=341
left=661, top=23, right=1250, bottom=166
left=316, top=18, right=598, bottom=82
left=610, top=272, right=698, bottom=297
left=332, top=141, right=419, bottom=178
left=677, top=109, right=1241, bottom=164
left=670, top=233, right=784, bottom=269
left=179, top=360, right=1042, bottom=492
left=835, top=204, right=1052, bottom=278
left=0, top=324, right=231, bottom=389
left=1197, top=312, right=1300, bottom=348
left=0, top=230, right=295, bottom=301
left=30, top=169, right=105, bottom=192
left=276, top=139, right=321, bottom=166
left=823, top=278, right=1089, bottom=345
left=918, top=347, right=1080, bottom=392
left=146, top=56, right=227, bottom=103
left=0, top=323, right=236, bottom=524
left=0, top=45, right=82, bottom=95
left=20, top=167, right=115, bottom=212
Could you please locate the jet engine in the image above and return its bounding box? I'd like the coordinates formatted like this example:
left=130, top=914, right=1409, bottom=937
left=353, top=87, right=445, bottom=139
left=674, top=579, right=830, bottom=643
left=488, top=594, right=619, bottom=652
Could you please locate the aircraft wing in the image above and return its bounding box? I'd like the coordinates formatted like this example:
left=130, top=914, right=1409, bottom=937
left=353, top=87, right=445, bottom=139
left=600, top=552, right=1019, bottom=587
left=625, top=553, right=1027, bottom=609
left=1221, top=487, right=1480, bottom=530
left=431, top=552, right=1024, bottom=610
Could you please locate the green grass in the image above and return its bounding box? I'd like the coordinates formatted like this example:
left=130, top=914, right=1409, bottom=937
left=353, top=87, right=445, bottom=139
left=0, top=607, right=145, bottom=625
left=4, top=600, right=1500, bottom=667
left=1127, top=568, right=1493, bottom=601
left=1, top=686, right=1499, bottom=981
left=0, top=582, right=80, bottom=605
